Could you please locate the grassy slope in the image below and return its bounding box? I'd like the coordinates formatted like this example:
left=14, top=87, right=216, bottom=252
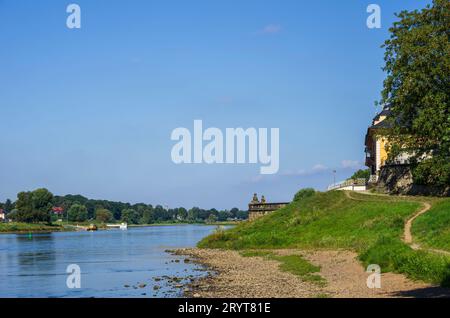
left=199, top=191, right=450, bottom=286
left=413, top=199, right=450, bottom=252
left=199, top=191, right=418, bottom=251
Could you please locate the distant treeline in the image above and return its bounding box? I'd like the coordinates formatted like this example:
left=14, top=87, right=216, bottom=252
left=0, top=188, right=248, bottom=224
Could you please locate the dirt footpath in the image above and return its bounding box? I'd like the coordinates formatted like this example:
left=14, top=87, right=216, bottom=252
left=177, top=248, right=450, bottom=298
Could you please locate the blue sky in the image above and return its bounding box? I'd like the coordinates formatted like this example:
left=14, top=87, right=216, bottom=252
left=0, top=0, right=431, bottom=209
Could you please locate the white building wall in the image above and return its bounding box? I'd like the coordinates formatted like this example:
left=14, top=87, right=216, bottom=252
left=335, top=185, right=367, bottom=192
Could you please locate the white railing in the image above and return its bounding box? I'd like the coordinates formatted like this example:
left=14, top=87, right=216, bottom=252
left=106, top=223, right=128, bottom=230
left=327, top=178, right=367, bottom=191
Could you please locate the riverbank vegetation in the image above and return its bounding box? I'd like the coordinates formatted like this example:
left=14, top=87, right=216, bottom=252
left=0, top=188, right=248, bottom=232
left=199, top=190, right=450, bottom=287
left=0, top=222, right=65, bottom=234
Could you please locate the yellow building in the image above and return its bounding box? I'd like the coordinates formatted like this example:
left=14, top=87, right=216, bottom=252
left=365, top=108, right=392, bottom=182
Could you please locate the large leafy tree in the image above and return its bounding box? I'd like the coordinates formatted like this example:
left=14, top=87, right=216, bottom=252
left=121, top=208, right=140, bottom=224
left=140, top=208, right=154, bottom=224
left=12, top=188, right=53, bottom=223
left=68, top=204, right=88, bottom=222
left=95, top=208, right=113, bottom=223
left=381, top=0, right=449, bottom=187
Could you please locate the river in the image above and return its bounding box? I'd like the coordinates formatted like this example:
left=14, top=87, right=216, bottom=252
left=0, top=225, right=221, bottom=298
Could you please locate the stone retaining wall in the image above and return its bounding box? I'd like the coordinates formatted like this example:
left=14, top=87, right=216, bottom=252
left=378, top=164, right=449, bottom=196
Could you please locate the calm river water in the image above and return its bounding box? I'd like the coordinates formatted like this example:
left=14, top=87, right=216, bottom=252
left=0, top=225, right=221, bottom=298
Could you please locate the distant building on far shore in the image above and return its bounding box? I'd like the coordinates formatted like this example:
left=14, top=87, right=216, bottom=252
left=52, top=207, right=64, bottom=216
left=0, top=209, right=6, bottom=222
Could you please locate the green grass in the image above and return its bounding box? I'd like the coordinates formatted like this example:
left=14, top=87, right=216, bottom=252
left=272, top=254, right=326, bottom=286
left=199, top=191, right=419, bottom=251
left=359, top=236, right=450, bottom=286
left=412, top=199, right=450, bottom=252
left=0, top=222, right=65, bottom=233
left=199, top=191, right=450, bottom=287
left=240, top=250, right=325, bottom=286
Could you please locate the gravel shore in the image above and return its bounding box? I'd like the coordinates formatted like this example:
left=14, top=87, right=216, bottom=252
left=176, top=248, right=450, bottom=298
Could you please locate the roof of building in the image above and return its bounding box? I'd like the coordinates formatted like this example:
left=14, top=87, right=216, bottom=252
left=367, top=106, right=395, bottom=130
left=370, top=119, right=392, bottom=129
left=372, top=107, right=391, bottom=122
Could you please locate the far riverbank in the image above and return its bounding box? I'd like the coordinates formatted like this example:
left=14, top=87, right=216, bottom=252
left=0, top=221, right=240, bottom=234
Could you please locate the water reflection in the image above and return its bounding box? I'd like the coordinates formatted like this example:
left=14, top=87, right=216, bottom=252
left=15, top=234, right=56, bottom=268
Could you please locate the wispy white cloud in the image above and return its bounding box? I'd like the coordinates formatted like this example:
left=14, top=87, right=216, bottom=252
left=243, top=163, right=332, bottom=196
left=311, top=164, right=328, bottom=172
left=248, top=161, right=362, bottom=184
left=270, top=164, right=329, bottom=178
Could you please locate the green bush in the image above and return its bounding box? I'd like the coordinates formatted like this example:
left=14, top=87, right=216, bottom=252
left=348, top=169, right=370, bottom=181
left=293, top=188, right=316, bottom=202
left=412, top=157, right=450, bottom=187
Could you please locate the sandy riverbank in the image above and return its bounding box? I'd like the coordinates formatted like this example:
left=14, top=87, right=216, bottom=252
left=175, top=248, right=450, bottom=298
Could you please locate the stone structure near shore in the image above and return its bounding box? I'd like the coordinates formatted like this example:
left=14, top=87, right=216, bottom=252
left=248, top=194, right=289, bottom=221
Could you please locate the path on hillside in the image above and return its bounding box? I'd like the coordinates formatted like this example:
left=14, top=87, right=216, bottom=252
left=404, top=202, right=431, bottom=244
left=344, top=191, right=450, bottom=256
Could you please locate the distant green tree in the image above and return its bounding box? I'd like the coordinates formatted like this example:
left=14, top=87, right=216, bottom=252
left=206, top=214, right=218, bottom=224
left=236, top=210, right=249, bottom=220
left=153, top=205, right=167, bottom=222
left=139, top=208, right=154, bottom=224
left=176, top=207, right=188, bottom=221
left=348, top=169, right=371, bottom=181
left=6, top=209, right=19, bottom=221
left=4, top=199, right=13, bottom=212
left=230, top=208, right=239, bottom=218
left=68, top=204, right=88, bottom=222
left=12, top=188, right=53, bottom=223
left=187, top=207, right=201, bottom=222
left=95, top=208, right=113, bottom=223
left=133, top=203, right=148, bottom=220
left=293, top=188, right=316, bottom=202
left=380, top=0, right=450, bottom=187
left=218, top=210, right=230, bottom=222
left=121, top=209, right=140, bottom=224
